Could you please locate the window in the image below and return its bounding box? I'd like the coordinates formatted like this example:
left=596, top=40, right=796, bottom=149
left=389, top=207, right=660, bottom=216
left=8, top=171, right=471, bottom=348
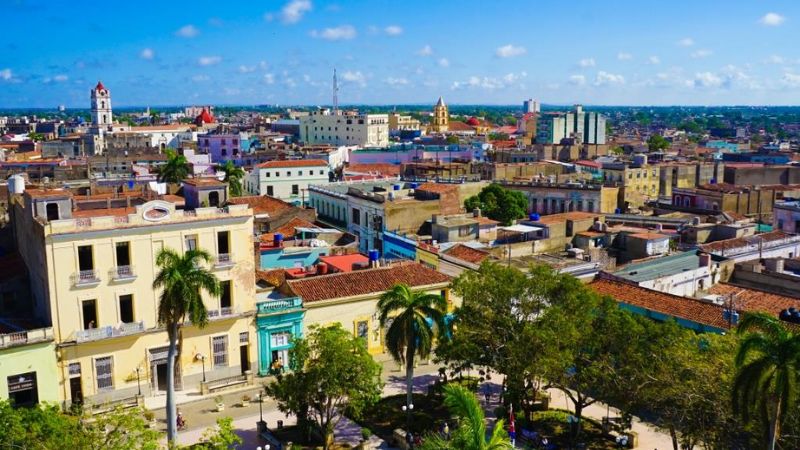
left=356, top=321, right=369, bottom=340
left=286, top=171, right=291, bottom=177
left=217, top=231, right=230, bottom=255
left=46, top=203, right=59, bottom=220
left=239, top=331, right=249, bottom=344
left=265, top=171, right=270, bottom=178
left=267, top=186, right=274, bottom=196
left=298, top=170, right=303, bottom=176
left=270, top=332, right=291, bottom=347
left=212, top=336, right=228, bottom=367
left=275, top=171, right=279, bottom=177
left=352, top=208, right=361, bottom=225
left=77, top=245, right=93, bottom=271
left=221, top=149, right=227, bottom=156
left=292, top=185, right=299, bottom=195
left=95, top=357, right=113, bottom=391
left=458, top=225, right=472, bottom=237
left=82, top=300, right=97, bottom=330
left=320, top=170, right=325, bottom=175
left=119, top=295, right=134, bottom=323
left=220, top=280, right=232, bottom=309
left=115, top=242, right=130, bottom=267
left=185, top=235, right=198, bottom=252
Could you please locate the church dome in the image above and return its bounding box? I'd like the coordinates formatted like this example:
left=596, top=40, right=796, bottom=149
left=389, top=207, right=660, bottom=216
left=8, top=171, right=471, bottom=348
left=466, top=116, right=481, bottom=126
left=195, top=108, right=215, bottom=125
left=95, top=81, right=106, bottom=91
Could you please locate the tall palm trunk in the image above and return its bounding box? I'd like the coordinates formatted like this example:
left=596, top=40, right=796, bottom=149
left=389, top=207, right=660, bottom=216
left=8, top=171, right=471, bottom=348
left=768, top=396, right=781, bottom=450
left=406, top=342, right=415, bottom=410
left=166, top=322, right=178, bottom=443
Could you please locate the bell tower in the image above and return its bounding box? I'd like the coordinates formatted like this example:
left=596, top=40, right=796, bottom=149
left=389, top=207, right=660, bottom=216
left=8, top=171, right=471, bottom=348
left=90, top=81, right=112, bottom=131
left=432, top=96, right=448, bottom=132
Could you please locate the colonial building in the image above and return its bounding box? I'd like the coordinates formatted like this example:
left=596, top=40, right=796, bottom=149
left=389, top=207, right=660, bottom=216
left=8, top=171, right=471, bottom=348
left=245, top=159, right=329, bottom=203
left=11, top=185, right=255, bottom=408
left=299, top=109, right=389, bottom=147
left=430, top=97, right=449, bottom=133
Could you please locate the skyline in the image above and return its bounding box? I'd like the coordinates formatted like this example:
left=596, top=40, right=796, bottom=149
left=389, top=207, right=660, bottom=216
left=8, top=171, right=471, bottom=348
left=3, top=1, right=800, bottom=108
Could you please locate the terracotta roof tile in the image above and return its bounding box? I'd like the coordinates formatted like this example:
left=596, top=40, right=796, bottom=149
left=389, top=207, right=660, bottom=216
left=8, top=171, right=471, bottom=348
left=627, top=232, right=670, bottom=240
left=708, top=283, right=800, bottom=316
left=257, top=159, right=328, bottom=169
left=346, top=163, right=401, bottom=176
left=443, top=244, right=491, bottom=264
left=416, top=182, right=458, bottom=194
left=535, top=212, right=601, bottom=225
left=698, top=231, right=792, bottom=254
left=590, top=278, right=728, bottom=329
left=287, top=261, right=451, bottom=303
left=256, top=269, right=286, bottom=288
left=229, top=195, right=293, bottom=216
left=259, top=217, right=318, bottom=242
left=183, top=178, right=226, bottom=187
left=24, top=188, right=71, bottom=199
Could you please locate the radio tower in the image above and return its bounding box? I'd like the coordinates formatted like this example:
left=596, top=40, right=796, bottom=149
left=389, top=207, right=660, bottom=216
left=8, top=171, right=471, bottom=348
left=332, top=68, right=339, bottom=115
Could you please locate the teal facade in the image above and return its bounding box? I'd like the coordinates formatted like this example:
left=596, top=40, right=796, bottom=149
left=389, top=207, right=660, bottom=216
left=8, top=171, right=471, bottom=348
left=256, top=297, right=305, bottom=376
left=260, top=247, right=329, bottom=269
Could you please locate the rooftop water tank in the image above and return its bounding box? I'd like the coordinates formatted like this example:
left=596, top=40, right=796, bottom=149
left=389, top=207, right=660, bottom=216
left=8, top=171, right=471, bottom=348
left=368, top=249, right=380, bottom=262
left=529, top=213, right=540, bottom=221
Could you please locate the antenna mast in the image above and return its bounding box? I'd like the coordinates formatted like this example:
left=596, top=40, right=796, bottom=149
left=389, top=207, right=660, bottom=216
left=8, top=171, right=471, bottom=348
left=332, top=68, right=339, bottom=114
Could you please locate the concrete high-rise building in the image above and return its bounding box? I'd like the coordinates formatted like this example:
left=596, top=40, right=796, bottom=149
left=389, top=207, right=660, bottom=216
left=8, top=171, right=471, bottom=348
left=523, top=99, right=540, bottom=114
left=431, top=96, right=449, bottom=132
left=545, top=104, right=606, bottom=145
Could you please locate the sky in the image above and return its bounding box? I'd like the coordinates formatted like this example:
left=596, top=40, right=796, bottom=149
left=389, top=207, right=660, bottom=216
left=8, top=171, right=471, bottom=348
left=3, top=0, right=800, bottom=108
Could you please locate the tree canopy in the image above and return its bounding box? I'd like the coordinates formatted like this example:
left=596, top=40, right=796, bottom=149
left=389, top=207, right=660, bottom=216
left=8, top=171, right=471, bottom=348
left=646, top=134, right=670, bottom=152
left=464, top=184, right=527, bottom=226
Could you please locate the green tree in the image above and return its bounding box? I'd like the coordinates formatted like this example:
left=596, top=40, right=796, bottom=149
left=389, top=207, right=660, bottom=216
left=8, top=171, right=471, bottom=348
left=265, top=324, right=382, bottom=450
left=420, top=384, right=513, bottom=450
left=464, top=184, right=527, bottom=226
left=378, top=283, right=447, bottom=409
left=216, top=160, right=245, bottom=197
left=446, top=135, right=459, bottom=144
left=158, top=149, right=190, bottom=184
left=647, top=134, right=670, bottom=152
left=196, top=417, right=243, bottom=450
left=27, top=132, right=45, bottom=142
left=733, top=312, right=800, bottom=450
left=153, top=248, right=221, bottom=445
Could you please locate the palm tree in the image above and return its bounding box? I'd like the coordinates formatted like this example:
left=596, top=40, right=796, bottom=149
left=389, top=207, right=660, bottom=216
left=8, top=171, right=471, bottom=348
left=153, top=248, right=221, bottom=444
left=216, top=160, right=245, bottom=197
left=733, top=312, right=800, bottom=450
left=420, top=384, right=512, bottom=450
left=157, top=149, right=190, bottom=184
left=378, top=284, right=447, bottom=409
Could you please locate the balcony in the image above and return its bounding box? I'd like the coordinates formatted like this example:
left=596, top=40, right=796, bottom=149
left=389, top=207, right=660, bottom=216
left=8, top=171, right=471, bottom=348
left=72, top=269, right=100, bottom=287
left=75, top=321, right=145, bottom=343
left=213, top=253, right=235, bottom=269
left=257, top=297, right=303, bottom=314
left=207, top=306, right=240, bottom=321
left=0, top=327, right=54, bottom=348
left=109, top=265, right=136, bottom=281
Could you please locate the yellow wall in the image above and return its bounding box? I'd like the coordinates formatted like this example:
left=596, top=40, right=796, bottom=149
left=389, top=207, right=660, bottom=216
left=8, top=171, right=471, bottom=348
left=0, top=341, right=60, bottom=404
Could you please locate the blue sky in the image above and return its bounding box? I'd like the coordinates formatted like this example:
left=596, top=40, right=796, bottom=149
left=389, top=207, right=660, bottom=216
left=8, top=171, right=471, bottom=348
left=3, top=0, right=800, bottom=107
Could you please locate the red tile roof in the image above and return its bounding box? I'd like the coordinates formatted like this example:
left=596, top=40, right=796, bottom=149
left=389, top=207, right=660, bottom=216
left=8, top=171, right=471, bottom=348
left=255, top=269, right=286, bottom=288
left=319, top=254, right=370, bottom=273
left=535, top=212, right=601, bottom=225
left=228, top=195, right=293, bottom=216
left=627, top=232, right=670, bottom=240
left=24, top=188, right=71, bottom=199
left=475, top=216, right=499, bottom=226
left=446, top=121, right=476, bottom=132
left=443, top=244, right=491, bottom=264
left=698, top=231, right=791, bottom=254
left=183, top=178, right=226, bottom=187
left=708, top=283, right=800, bottom=316
left=590, top=278, right=729, bottom=329
left=347, top=163, right=401, bottom=176
left=257, top=159, right=328, bottom=169
left=287, top=261, right=451, bottom=303
left=416, top=182, right=458, bottom=194
left=259, top=217, right=318, bottom=242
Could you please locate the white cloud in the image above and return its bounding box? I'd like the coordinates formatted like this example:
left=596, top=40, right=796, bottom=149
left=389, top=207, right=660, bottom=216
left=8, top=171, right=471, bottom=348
left=767, top=55, right=786, bottom=64
left=569, top=74, right=586, bottom=86
left=594, top=71, right=625, bottom=86
left=140, top=48, right=154, bottom=60
left=191, top=75, right=210, bottom=82
left=259, top=61, right=269, bottom=70
left=53, top=74, right=68, bottom=82
left=175, top=25, right=199, bottom=38
left=502, top=72, right=527, bottom=83
left=578, top=57, right=596, bottom=68
left=648, top=56, right=661, bottom=65
left=281, top=0, right=312, bottom=24
left=310, top=25, right=356, bottom=40
left=385, top=77, right=409, bottom=86
left=0, top=69, right=12, bottom=81
left=438, top=58, right=450, bottom=68
left=341, top=70, right=366, bottom=87
left=417, top=45, right=433, bottom=56
left=677, top=37, right=694, bottom=47
left=238, top=65, right=256, bottom=73
left=782, top=73, right=800, bottom=87
left=691, top=49, right=712, bottom=59
left=198, top=56, right=221, bottom=66
left=495, top=44, right=526, bottom=58
left=384, top=25, right=403, bottom=36
left=617, top=52, right=632, bottom=61
left=691, top=72, right=722, bottom=88
left=759, top=12, right=786, bottom=26
left=263, top=73, right=275, bottom=84
left=451, top=73, right=526, bottom=91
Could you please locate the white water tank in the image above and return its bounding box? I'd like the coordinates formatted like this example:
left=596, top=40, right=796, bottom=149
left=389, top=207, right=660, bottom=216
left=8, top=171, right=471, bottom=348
left=8, top=174, right=25, bottom=194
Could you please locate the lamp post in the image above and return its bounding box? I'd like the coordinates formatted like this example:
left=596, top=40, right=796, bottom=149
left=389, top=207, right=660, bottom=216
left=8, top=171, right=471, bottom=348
left=135, top=366, right=142, bottom=396
left=257, top=392, right=267, bottom=433
left=196, top=354, right=207, bottom=382
left=401, top=402, right=414, bottom=433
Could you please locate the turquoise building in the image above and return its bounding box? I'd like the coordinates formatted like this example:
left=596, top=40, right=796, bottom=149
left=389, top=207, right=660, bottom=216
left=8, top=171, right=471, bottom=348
left=255, top=296, right=305, bottom=376
left=260, top=246, right=329, bottom=269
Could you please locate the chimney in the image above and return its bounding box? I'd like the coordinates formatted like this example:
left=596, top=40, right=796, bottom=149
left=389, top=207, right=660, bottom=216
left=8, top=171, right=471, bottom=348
left=698, top=252, right=711, bottom=268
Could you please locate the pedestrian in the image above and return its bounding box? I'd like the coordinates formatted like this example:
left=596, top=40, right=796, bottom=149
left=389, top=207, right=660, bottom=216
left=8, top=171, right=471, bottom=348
left=443, top=422, right=450, bottom=440
left=484, top=385, right=492, bottom=404
left=405, top=430, right=413, bottom=449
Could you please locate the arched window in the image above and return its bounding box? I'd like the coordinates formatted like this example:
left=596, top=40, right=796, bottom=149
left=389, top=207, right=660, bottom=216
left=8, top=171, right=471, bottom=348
left=101, top=101, right=106, bottom=109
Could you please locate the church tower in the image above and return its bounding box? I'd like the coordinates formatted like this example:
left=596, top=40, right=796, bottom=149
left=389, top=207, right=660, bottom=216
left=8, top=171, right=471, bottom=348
left=431, top=96, right=448, bottom=132
left=90, top=81, right=112, bottom=131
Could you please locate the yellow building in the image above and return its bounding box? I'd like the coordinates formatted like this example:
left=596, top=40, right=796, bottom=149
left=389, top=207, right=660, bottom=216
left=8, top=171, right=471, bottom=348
left=0, top=329, right=60, bottom=406
left=603, top=163, right=659, bottom=211
left=431, top=96, right=449, bottom=133
left=12, top=187, right=256, bottom=407
left=388, top=112, right=421, bottom=132
left=281, top=262, right=453, bottom=355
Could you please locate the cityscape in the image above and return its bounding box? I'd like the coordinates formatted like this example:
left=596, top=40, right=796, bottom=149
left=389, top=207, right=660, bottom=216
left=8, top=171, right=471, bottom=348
left=5, top=1, right=800, bottom=450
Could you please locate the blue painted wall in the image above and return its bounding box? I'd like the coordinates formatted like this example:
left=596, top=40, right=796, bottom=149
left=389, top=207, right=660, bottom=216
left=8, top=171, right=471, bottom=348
left=260, top=247, right=330, bottom=269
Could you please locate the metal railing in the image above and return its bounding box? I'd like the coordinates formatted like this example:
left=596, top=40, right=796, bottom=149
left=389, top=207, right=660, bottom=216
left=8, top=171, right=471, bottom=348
left=109, top=265, right=135, bottom=280
left=213, top=253, right=234, bottom=268
left=0, top=327, right=53, bottom=348
left=75, top=321, right=145, bottom=343
left=257, top=297, right=302, bottom=314
left=207, top=306, right=239, bottom=320
left=72, top=269, right=100, bottom=286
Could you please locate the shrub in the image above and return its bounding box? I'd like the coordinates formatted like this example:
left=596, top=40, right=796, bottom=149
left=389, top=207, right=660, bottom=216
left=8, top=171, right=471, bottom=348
left=361, top=428, right=372, bottom=440
left=143, top=410, right=155, bottom=421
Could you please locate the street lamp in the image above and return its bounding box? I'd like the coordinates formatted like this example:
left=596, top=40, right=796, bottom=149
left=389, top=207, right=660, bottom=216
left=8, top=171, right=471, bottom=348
left=257, top=392, right=267, bottom=433
left=401, top=403, right=414, bottom=433
left=195, top=353, right=206, bottom=382
left=135, top=366, right=142, bottom=396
